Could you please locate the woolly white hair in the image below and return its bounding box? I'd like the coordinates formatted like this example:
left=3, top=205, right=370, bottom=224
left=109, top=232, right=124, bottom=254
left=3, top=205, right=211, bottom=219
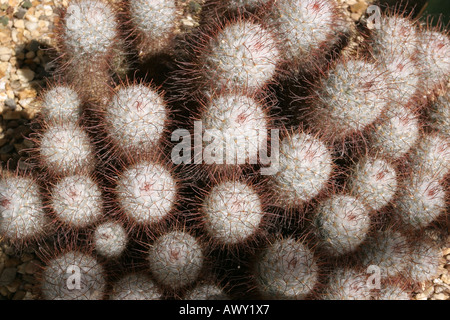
left=41, top=86, right=81, bottom=123
left=148, top=231, right=204, bottom=289
left=39, top=122, right=96, bottom=176
left=116, top=161, right=176, bottom=225
left=106, top=84, right=167, bottom=154
left=369, top=104, right=420, bottom=160
left=314, top=195, right=371, bottom=256
left=109, top=273, right=162, bottom=300
left=203, top=20, right=280, bottom=92
left=272, top=132, right=333, bottom=206
left=315, top=59, right=391, bottom=137
left=322, top=268, right=372, bottom=300
left=348, top=157, right=398, bottom=211
left=0, top=176, right=48, bottom=241
left=268, top=0, right=338, bottom=63
left=94, top=221, right=128, bottom=258
left=183, top=283, right=229, bottom=300
left=63, top=0, right=118, bottom=55
left=201, top=93, right=267, bottom=165
left=256, top=237, right=318, bottom=299
left=41, top=251, right=106, bottom=300
left=202, top=180, right=264, bottom=245
left=51, top=174, right=103, bottom=228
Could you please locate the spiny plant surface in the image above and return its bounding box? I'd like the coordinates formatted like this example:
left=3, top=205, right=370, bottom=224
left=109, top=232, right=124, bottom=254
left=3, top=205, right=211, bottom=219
left=0, top=0, right=449, bottom=301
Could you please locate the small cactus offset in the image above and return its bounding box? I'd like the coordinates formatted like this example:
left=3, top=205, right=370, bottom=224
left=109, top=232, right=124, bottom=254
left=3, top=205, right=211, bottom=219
left=1, top=0, right=449, bottom=301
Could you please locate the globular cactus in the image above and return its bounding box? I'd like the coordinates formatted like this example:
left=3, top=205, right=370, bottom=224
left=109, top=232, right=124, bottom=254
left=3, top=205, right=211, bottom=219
left=265, top=0, right=347, bottom=73
left=0, top=0, right=448, bottom=302
left=147, top=230, right=205, bottom=291
left=321, top=268, right=372, bottom=300
left=109, top=273, right=163, bottom=300
left=92, top=220, right=128, bottom=259
left=39, top=249, right=107, bottom=300
left=114, top=158, right=178, bottom=229
left=270, top=130, right=333, bottom=209
left=35, top=122, right=97, bottom=176
left=102, top=83, right=169, bottom=157
left=0, top=174, right=49, bottom=245
left=347, top=157, right=398, bottom=211
left=313, top=194, right=371, bottom=256
left=253, top=236, right=319, bottom=299
left=183, top=18, right=281, bottom=94
left=126, top=0, right=181, bottom=58
left=367, top=104, right=420, bottom=160
left=200, top=178, right=266, bottom=247
left=306, top=58, right=392, bottom=140
left=48, top=173, right=103, bottom=229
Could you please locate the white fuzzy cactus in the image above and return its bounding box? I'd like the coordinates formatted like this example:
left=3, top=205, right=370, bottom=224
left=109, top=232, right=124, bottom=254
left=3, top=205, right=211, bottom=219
left=128, top=0, right=179, bottom=56
left=148, top=231, right=204, bottom=290
left=255, top=237, right=319, bottom=299
left=201, top=20, right=280, bottom=92
left=314, top=194, right=371, bottom=256
left=368, top=104, right=420, bottom=160
left=418, top=30, right=450, bottom=91
left=63, top=0, right=118, bottom=56
left=370, top=15, right=420, bottom=103
left=322, top=268, right=372, bottom=300
left=200, top=93, right=268, bottom=166
left=312, top=59, right=391, bottom=138
left=395, top=174, right=446, bottom=229
left=50, top=174, right=103, bottom=229
left=347, top=157, right=398, bottom=211
left=105, top=84, right=168, bottom=155
left=41, top=86, right=81, bottom=123
left=408, top=133, right=450, bottom=181
left=116, top=161, right=177, bottom=226
left=407, top=241, right=441, bottom=283
left=271, top=131, right=333, bottom=207
left=202, top=180, right=264, bottom=245
left=360, top=231, right=410, bottom=279
left=0, top=176, right=48, bottom=243
left=109, top=273, right=162, bottom=300
left=39, top=122, right=96, bottom=176
left=93, top=221, right=128, bottom=258
left=40, top=250, right=106, bottom=300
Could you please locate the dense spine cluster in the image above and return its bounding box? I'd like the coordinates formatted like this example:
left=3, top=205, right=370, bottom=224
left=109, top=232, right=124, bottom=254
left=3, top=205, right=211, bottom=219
left=0, top=0, right=448, bottom=301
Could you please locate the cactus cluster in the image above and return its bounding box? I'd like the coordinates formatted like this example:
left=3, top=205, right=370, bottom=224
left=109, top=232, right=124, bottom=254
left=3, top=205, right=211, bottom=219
left=0, top=0, right=449, bottom=300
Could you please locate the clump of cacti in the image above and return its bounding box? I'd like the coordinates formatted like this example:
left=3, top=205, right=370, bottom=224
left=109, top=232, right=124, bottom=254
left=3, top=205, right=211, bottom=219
left=0, top=0, right=448, bottom=301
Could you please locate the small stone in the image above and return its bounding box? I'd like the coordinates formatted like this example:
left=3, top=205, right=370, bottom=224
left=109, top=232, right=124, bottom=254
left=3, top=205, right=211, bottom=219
left=14, top=8, right=27, bottom=19
left=24, top=20, right=37, bottom=32
left=13, top=19, right=24, bottom=29
left=433, top=293, right=449, bottom=300
left=0, top=268, right=17, bottom=286
left=442, top=273, right=450, bottom=284
left=12, top=290, right=26, bottom=300
left=6, top=278, right=20, bottom=293
left=434, top=285, right=446, bottom=294
left=18, top=98, right=34, bottom=108
left=17, top=88, right=36, bottom=100
left=24, top=260, right=40, bottom=275
left=4, top=99, right=16, bottom=110
left=2, top=110, right=22, bottom=120
left=25, top=51, right=35, bottom=59
left=17, top=68, right=35, bottom=82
